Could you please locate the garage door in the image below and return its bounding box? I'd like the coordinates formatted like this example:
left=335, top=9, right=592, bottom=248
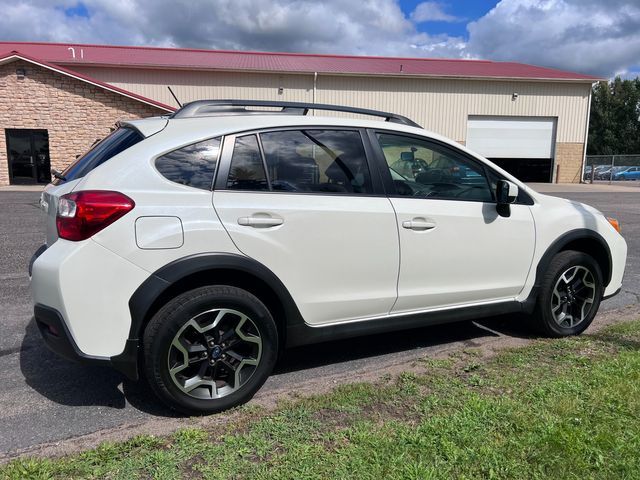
left=466, top=116, right=556, bottom=182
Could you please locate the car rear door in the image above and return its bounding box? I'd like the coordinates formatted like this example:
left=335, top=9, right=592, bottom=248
left=371, top=130, right=536, bottom=314
left=212, top=128, right=399, bottom=326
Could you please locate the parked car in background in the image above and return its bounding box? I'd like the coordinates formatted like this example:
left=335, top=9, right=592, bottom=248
left=30, top=100, right=627, bottom=414
left=613, top=166, right=640, bottom=181
left=596, top=166, right=625, bottom=181
left=594, top=166, right=613, bottom=180
left=583, top=165, right=606, bottom=181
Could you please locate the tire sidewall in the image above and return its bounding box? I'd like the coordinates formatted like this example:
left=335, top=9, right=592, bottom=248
left=144, top=286, right=278, bottom=415
left=539, top=251, right=603, bottom=337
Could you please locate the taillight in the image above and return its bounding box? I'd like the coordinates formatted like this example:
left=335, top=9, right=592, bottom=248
left=56, top=191, right=135, bottom=241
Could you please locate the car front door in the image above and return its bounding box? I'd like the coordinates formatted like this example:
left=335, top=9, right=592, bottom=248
left=371, top=131, right=536, bottom=314
left=213, top=128, right=399, bottom=325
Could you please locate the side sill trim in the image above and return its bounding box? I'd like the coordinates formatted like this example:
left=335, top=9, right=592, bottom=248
left=305, top=298, right=517, bottom=328
left=285, top=300, right=522, bottom=348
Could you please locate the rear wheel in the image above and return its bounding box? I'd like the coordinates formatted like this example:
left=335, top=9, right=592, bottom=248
left=143, top=286, right=278, bottom=415
left=532, top=250, right=603, bottom=337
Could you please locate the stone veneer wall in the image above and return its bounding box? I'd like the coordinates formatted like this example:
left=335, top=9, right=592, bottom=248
left=0, top=60, right=165, bottom=186
left=555, top=142, right=585, bottom=183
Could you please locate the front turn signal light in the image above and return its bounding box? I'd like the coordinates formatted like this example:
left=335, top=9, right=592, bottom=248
left=607, top=217, right=621, bottom=234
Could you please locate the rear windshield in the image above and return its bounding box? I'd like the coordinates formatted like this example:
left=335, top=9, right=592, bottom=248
left=53, top=127, right=144, bottom=185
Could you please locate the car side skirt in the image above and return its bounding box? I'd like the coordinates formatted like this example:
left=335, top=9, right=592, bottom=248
left=285, top=300, right=522, bottom=348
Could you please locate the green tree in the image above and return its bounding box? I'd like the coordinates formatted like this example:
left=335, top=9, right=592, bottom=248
left=588, top=77, right=640, bottom=155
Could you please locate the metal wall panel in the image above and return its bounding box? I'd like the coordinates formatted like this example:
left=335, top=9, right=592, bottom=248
left=72, top=67, right=591, bottom=143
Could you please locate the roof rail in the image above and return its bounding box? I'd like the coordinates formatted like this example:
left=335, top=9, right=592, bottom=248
left=170, top=99, right=421, bottom=128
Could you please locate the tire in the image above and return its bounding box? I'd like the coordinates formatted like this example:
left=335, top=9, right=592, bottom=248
left=532, top=250, right=603, bottom=337
left=143, top=285, right=278, bottom=415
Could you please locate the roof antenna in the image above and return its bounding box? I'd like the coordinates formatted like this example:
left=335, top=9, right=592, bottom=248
left=167, top=86, right=182, bottom=107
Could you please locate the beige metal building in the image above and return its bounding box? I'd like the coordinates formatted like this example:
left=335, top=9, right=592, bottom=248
left=0, top=41, right=599, bottom=186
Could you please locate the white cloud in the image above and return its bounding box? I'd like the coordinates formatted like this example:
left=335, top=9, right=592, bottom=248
left=411, top=2, right=461, bottom=23
left=0, top=0, right=469, bottom=58
left=0, top=0, right=638, bottom=78
left=466, top=0, right=640, bottom=77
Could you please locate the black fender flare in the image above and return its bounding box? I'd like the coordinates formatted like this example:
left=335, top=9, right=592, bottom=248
left=522, top=228, right=612, bottom=312
left=118, top=253, right=304, bottom=379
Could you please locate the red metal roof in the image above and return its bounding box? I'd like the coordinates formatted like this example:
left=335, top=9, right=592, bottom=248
left=0, top=41, right=600, bottom=82
left=0, top=50, right=175, bottom=112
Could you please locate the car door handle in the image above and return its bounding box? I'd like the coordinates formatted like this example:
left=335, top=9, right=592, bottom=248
left=237, top=216, right=284, bottom=228
left=402, top=219, right=436, bottom=231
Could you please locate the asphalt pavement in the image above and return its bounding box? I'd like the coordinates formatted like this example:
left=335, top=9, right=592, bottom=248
left=0, top=187, right=638, bottom=457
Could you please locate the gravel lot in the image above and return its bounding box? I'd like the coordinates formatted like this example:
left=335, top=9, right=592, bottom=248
left=0, top=187, right=637, bottom=458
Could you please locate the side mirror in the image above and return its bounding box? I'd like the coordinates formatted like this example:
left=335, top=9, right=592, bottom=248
left=496, top=179, right=518, bottom=204
left=496, top=180, right=518, bottom=217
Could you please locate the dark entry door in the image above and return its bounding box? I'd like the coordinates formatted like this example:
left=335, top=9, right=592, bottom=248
left=6, top=129, right=51, bottom=184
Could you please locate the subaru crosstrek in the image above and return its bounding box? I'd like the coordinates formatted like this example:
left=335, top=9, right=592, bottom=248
left=30, top=100, right=627, bottom=414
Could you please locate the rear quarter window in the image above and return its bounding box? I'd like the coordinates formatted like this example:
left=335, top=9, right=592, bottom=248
left=54, top=127, right=144, bottom=185
left=155, top=137, right=221, bottom=190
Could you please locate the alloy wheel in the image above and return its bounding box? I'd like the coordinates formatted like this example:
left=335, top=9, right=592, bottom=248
left=550, top=265, right=597, bottom=328
left=167, top=308, right=262, bottom=400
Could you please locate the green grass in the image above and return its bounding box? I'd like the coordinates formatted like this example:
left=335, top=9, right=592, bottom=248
left=3, top=320, right=640, bottom=480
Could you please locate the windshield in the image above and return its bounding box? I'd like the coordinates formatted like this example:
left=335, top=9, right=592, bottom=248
left=53, top=127, right=144, bottom=185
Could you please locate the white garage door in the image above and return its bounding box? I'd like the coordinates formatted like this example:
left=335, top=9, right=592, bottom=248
left=466, top=116, right=556, bottom=159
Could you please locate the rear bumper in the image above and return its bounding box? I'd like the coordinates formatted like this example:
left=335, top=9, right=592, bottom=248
left=30, top=237, right=150, bottom=362
left=28, top=244, right=47, bottom=277
left=34, top=304, right=139, bottom=380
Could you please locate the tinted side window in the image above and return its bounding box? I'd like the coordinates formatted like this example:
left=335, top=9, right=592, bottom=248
left=155, top=137, right=220, bottom=190
left=260, top=130, right=373, bottom=194
left=227, top=135, right=269, bottom=191
left=54, top=127, right=143, bottom=185
left=377, top=133, right=492, bottom=202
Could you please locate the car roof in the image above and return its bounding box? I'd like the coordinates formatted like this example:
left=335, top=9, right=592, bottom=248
left=127, top=113, right=447, bottom=144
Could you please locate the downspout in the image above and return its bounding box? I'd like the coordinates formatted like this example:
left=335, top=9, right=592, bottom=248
left=580, top=84, right=594, bottom=183
left=312, top=71, right=318, bottom=115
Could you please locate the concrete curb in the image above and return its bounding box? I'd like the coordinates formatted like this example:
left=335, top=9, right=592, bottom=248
left=0, top=185, right=45, bottom=192
left=528, top=182, right=640, bottom=193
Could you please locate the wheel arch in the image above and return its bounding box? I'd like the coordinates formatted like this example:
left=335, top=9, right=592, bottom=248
left=128, top=253, right=303, bottom=352
left=524, top=229, right=612, bottom=312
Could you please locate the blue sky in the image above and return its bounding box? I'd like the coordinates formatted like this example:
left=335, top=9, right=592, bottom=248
left=63, top=3, right=90, bottom=18
left=3, top=1, right=640, bottom=78
left=399, top=0, right=498, bottom=39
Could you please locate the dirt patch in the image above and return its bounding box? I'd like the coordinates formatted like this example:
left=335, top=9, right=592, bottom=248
left=181, top=454, right=206, bottom=479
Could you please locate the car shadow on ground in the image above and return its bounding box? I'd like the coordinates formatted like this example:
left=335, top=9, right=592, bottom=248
left=19, top=318, right=178, bottom=417
left=275, top=313, right=536, bottom=374
left=19, top=314, right=535, bottom=417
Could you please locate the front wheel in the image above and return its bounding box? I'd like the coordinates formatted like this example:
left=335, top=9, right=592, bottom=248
left=532, top=250, right=603, bottom=337
left=143, top=286, right=278, bottom=415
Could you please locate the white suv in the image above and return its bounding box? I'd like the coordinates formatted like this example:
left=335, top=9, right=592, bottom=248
left=30, top=100, right=627, bottom=414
